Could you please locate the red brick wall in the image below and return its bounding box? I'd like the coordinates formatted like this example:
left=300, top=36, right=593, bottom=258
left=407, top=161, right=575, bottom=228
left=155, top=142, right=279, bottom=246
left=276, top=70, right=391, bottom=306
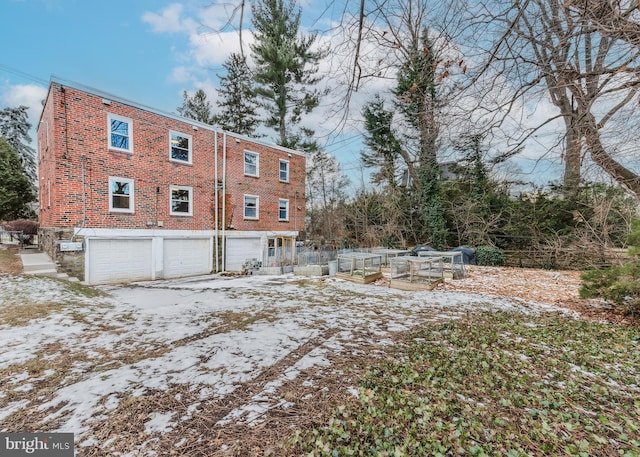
left=37, top=82, right=306, bottom=232
left=219, top=133, right=306, bottom=232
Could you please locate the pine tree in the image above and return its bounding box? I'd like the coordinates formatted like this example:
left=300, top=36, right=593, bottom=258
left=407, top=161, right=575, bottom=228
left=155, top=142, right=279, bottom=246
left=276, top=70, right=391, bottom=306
left=0, top=137, right=35, bottom=220
left=177, top=89, right=215, bottom=125
left=215, top=53, right=260, bottom=136
left=250, top=0, right=326, bottom=151
left=0, top=106, right=37, bottom=187
left=361, top=95, right=401, bottom=188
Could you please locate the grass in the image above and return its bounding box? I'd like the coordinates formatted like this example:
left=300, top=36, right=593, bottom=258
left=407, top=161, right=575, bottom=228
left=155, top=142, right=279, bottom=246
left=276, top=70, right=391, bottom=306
left=289, top=312, right=640, bottom=457
left=0, top=245, right=22, bottom=275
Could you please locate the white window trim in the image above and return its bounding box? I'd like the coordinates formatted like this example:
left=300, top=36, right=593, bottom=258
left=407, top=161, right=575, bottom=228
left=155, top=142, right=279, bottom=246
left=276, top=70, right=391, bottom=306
left=170, top=185, right=193, bottom=216
left=279, top=159, right=290, bottom=183
left=278, top=198, right=289, bottom=221
left=243, top=194, right=259, bottom=220
left=244, top=150, right=259, bottom=177
left=109, top=176, right=134, bottom=213
left=107, top=113, right=133, bottom=153
left=169, top=130, right=192, bottom=164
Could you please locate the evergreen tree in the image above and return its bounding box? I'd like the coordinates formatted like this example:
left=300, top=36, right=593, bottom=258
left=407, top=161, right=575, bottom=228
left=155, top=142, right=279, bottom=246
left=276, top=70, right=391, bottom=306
left=177, top=89, right=215, bottom=125
left=395, top=29, right=447, bottom=248
left=215, top=53, right=260, bottom=136
left=395, top=29, right=439, bottom=168
left=361, top=95, right=401, bottom=188
left=0, top=106, right=37, bottom=186
left=0, top=137, right=35, bottom=220
left=250, top=0, right=326, bottom=151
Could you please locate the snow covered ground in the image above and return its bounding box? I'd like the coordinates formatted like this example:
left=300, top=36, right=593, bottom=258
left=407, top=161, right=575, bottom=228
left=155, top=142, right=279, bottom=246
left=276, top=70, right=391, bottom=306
left=0, top=273, right=571, bottom=455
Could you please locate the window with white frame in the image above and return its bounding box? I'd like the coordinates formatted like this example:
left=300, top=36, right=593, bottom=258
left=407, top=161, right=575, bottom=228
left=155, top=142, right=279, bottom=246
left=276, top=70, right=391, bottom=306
left=244, top=194, right=259, bottom=219
left=169, top=131, right=192, bottom=163
left=278, top=198, right=289, bottom=221
left=170, top=185, right=193, bottom=216
left=279, top=159, right=289, bottom=182
left=108, top=113, right=133, bottom=152
left=244, top=151, right=259, bottom=177
left=109, top=176, right=134, bottom=213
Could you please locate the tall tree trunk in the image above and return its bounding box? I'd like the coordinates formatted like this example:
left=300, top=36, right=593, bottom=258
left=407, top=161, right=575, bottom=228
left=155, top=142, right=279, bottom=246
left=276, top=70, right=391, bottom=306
left=562, top=113, right=582, bottom=194
left=581, top=112, right=640, bottom=198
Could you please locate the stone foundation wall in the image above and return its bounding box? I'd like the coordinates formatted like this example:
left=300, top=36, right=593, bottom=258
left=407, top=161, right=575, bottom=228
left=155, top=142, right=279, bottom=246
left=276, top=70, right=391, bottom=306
left=38, top=227, right=86, bottom=281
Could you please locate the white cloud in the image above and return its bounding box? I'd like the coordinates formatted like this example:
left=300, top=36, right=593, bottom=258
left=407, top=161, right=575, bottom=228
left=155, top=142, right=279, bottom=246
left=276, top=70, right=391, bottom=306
left=189, top=30, right=246, bottom=67
left=0, top=83, right=48, bottom=127
left=142, top=3, right=197, bottom=34
left=168, top=66, right=192, bottom=84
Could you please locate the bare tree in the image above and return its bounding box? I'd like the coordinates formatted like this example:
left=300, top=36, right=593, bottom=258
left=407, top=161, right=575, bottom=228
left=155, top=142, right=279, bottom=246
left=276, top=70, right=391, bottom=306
left=478, top=0, right=640, bottom=197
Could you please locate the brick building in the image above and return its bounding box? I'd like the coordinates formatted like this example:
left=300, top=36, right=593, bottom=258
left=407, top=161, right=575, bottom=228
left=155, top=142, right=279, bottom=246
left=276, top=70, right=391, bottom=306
left=37, top=78, right=306, bottom=284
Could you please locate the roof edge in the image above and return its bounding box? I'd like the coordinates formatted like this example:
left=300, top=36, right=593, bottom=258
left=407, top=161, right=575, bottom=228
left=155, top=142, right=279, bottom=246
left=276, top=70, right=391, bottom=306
left=49, top=76, right=306, bottom=158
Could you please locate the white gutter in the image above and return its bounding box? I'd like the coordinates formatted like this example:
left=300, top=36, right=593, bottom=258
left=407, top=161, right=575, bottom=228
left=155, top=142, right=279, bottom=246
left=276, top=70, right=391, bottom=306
left=214, top=133, right=219, bottom=272
left=222, top=132, right=227, bottom=272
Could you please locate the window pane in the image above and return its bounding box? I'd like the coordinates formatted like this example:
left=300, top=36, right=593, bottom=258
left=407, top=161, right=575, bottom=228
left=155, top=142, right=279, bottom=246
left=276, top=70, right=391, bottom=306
left=244, top=196, right=257, bottom=218
left=279, top=200, right=288, bottom=220
left=110, top=179, right=132, bottom=211
left=111, top=133, right=129, bottom=150
left=170, top=133, right=190, bottom=162
left=111, top=119, right=129, bottom=150
left=112, top=195, right=130, bottom=209
left=245, top=153, right=257, bottom=175
left=171, top=146, right=189, bottom=161
left=171, top=188, right=191, bottom=213
left=279, top=161, right=288, bottom=181
left=172, top=200, right=190, bottom=213
left=172, top=189, right=189, bottom=201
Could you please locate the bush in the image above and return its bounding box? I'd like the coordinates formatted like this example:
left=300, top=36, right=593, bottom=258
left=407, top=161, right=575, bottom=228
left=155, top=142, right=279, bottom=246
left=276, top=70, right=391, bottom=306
left=580, top=220, right=640, bottom=316
left=475, top=245, right=505, bottom=266
left=2, top=219, right=39, bottom=244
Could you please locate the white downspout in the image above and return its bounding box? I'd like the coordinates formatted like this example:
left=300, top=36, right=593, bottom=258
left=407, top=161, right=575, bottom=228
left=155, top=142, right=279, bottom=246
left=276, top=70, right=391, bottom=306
left=222, top=132, right=227, bottom=272
left=214, top=132, right=219, bottom=272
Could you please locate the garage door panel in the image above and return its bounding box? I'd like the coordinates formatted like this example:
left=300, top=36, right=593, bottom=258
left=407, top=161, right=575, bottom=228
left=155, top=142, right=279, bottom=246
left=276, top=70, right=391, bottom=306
left=164, top=238, right=211, bottom=278
left=226, top=237, right=262, bottom=271
left=89, top=239, right=153, bottom=285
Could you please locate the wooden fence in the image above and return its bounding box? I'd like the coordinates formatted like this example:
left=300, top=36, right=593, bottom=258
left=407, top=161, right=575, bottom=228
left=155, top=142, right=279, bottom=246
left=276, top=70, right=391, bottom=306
left=503, top=247, right=628, bottom=270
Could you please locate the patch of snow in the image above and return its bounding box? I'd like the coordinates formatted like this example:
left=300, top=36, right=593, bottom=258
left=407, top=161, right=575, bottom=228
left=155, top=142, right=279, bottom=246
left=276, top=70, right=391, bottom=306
left=145, top=412, right=175, bottom=434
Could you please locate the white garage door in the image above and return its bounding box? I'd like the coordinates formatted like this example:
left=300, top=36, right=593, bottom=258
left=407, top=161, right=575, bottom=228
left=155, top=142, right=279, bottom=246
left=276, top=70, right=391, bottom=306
left=164, top=238, right=211, bottom=278
left=88, top=238, right=153, bottom=285
left=226, top=237, right=262, bottom=271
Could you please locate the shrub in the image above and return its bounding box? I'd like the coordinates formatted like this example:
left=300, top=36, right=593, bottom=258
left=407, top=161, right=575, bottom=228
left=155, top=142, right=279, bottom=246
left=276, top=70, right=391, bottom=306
left=580, top=220, right=640, bottom=316
left=2, top=219, right=39, bottom=244
left=475, top=245, right=505, bottom=266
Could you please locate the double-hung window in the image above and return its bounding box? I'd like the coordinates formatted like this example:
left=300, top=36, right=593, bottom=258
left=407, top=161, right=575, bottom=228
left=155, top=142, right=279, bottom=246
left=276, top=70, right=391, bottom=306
left=170, top=131, right=192, bottom=163
left=108, top=114, right=133, bottom=152
left=244, top=151, right=259, bottom=177
left=244, top=195, right=259, bottom=219
left=170, top=185, right=193, bottom=216
left=278, top=198, right=289, bottom=221
left=109, top=177, right=134, bottom=213
left=279, top=159, right=289, bottom=182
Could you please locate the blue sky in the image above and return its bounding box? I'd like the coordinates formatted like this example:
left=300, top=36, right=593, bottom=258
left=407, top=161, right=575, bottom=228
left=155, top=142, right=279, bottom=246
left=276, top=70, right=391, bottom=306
left=0, top=0, right=568, bottom=189
left=0, top=0, right=380, bottom=186
left=1, top=1, right=228, bottom=123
